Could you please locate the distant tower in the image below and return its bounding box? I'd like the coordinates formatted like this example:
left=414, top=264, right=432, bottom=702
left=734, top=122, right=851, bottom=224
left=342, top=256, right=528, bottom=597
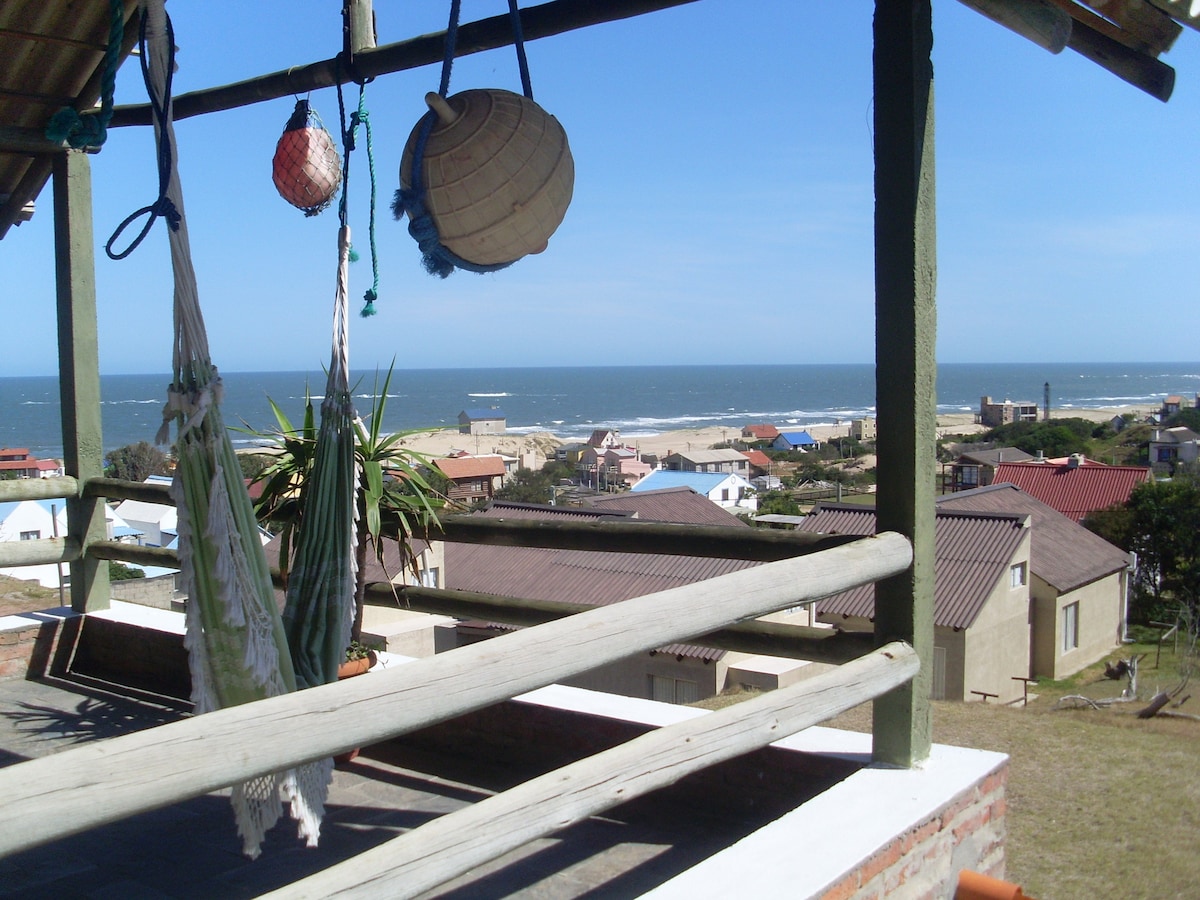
left=1043, top=382, right=1050, bottom=421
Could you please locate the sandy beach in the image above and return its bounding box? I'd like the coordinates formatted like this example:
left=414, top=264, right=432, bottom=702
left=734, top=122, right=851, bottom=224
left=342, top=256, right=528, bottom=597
left=391, top=406, right=1142, bottom=465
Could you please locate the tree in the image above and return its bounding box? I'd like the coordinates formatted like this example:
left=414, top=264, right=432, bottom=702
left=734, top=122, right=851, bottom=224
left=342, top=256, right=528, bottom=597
left=108, top=560, right=145, bottom=581
left=105, top=441, right=170, bottom=482
left=495, top=467, right=555, bottom=504
left=1121, top=477, right=1200, bottom=623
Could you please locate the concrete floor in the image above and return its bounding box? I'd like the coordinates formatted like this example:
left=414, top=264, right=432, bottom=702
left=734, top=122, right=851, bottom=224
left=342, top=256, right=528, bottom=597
left=0, top=674, right=845, bottom=899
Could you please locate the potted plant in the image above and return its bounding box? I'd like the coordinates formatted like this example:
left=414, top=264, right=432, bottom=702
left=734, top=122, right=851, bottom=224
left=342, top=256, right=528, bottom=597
left=246, top=363, right=445, bottom=678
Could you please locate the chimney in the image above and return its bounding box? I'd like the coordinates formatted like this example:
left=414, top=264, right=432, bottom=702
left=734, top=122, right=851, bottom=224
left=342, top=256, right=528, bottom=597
left=1068, top=453, right=1083, bottom=468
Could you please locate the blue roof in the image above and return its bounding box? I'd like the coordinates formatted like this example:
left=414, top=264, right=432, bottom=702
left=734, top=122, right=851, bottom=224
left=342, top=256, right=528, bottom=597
left=630, top=471, right=729, bottom=494
left=778, top=430, right=817, bottom=445
left=462, top=409, right=506, bottom=420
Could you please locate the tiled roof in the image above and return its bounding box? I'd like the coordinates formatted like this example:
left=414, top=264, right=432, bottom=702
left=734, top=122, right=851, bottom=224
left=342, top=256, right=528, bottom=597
left=938, top=484, right=1130, bottom=592
left=433, top=455, right=507, bottom=480
left=993, top=461, right=1150, bottom=522
left=796, top=504, right=1028, bottom=630
left=584, top=486, right=749, bottom=527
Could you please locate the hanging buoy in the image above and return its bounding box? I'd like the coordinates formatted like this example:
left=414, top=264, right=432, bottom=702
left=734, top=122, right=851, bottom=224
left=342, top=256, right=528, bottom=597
left=398, top=88, right=574, bottom=269
left=272, top=99, right=341, bottom=216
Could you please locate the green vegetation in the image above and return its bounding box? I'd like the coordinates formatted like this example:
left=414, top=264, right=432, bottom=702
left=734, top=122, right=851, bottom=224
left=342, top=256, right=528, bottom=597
left=1083, top=474, right=1200, bottom=624
left=104, top=441, right=170, bottom=483
left=493, top=461, right=576, bottom=505
left=107, top=561, right=145, bottom=581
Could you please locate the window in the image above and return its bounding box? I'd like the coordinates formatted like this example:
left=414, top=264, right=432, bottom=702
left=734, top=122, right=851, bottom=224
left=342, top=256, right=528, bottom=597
left=960, top=465, right=979, bottom=486
left=648, top=675, right=699, bottom=705
left=1062, top=603, right=1079, bottom=652
left=721, top=488, right=730, bottom=502
left=1009, top=562, right=1027, bottom=589
left=19, top=530, right=40, bottom=540
left=421, top=567, right=440, bottom=589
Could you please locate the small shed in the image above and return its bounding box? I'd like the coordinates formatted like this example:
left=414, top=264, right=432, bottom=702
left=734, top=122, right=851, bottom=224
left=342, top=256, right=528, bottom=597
left=458, top=409, right=507, bottom=436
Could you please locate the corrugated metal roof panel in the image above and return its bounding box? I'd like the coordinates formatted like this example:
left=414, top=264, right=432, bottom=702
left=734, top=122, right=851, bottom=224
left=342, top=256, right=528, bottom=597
left=585, top=486, right=748, bottom=527
left=797, top=504, right=1028, bottom=629
left=939, top=483, right=1130, bottom=592
left=993, top=462, right=1150, bottom=522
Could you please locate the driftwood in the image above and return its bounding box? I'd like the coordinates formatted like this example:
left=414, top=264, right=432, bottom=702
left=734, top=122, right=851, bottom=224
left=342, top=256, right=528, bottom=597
left=1137, top=691, right=1172, bottom=718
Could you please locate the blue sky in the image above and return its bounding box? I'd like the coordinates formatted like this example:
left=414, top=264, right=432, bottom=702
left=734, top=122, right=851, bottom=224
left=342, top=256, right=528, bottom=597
left=3, top=1, right=1199, bottom=377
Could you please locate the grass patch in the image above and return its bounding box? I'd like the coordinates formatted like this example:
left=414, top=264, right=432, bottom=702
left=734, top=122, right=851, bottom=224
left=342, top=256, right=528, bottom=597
left=702, top=643, right=1199, bottom=899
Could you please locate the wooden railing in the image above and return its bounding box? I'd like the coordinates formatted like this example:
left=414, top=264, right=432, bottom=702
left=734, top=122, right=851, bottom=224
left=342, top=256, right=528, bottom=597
left=0, top=526, right=912, bottom=896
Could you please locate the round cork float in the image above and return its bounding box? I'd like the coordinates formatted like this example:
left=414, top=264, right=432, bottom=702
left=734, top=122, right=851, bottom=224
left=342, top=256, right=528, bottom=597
left=400, top=89, right=574, bottom=267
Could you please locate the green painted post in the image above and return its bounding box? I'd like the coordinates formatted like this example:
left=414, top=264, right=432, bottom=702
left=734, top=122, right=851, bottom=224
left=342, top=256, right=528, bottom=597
left=871, top=0, right=936, bottom=766
left=53, top=149, right=110, bottom=613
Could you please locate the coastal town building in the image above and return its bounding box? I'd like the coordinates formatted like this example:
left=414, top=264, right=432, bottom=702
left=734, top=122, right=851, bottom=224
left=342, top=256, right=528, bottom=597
left=631, top=470, right=757, bottom=513
left=0, top=448, right=63, bottom=479
left=1148, top=425, right=1200, bottom=474
left=431, top=454, right=507, bottom=505
left=446, top=497, right=815, bottom=702
left=457, top=409, right=506, bottom=435
left=1, top=499, right=139, bottom=588
left=773, top=430, right=820, bottom=452
left=938, top=484, right=1131, bottom=679
left=978, top=396, right=1039, bottom=428
left=992, top=458, right=1150, bottom=522
left=1158, top=394, right=1197, bottom=419
left=799, top=504, right=1035, bottom=703
left=849, top=418, right=877, bottom=441
left=585, top=428, right=622, bottom=449
left=740, top=423, right=779, bottom=445
left=578, top=445, right=652, bottom=489
left=662, top=447, right=750, bottom=476
left=946, top=447, right=1034, bottom=492
left=740, top=449, right=773, bottom=478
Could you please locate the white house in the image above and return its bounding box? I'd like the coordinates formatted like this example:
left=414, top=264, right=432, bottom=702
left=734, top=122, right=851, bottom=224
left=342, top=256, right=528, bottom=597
left=0, top=499, right=139, bottom=588
left=630, top=470, right=757, bottom=512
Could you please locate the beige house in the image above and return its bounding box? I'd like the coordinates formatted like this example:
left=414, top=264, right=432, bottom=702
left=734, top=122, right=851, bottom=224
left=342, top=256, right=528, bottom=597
left=799, top=504, right=1034, bottom=704
left=978, top=396, right=1039, bottom=428
left=938, top=483, right=1130, bottom=680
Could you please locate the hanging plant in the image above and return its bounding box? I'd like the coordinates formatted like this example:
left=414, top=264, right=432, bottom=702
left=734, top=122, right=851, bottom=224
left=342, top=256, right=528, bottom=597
left=272, top=98, right=341, bottom=216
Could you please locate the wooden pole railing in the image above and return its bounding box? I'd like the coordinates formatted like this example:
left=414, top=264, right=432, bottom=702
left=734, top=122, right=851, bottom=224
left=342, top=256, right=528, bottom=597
left=270, top=642, right=919, bottom=900
left=0, top=532, right=912, bottom=858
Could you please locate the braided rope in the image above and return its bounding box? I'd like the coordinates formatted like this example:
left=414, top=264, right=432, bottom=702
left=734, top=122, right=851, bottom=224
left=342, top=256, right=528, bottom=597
left=45, top=0, right=125, bottom=149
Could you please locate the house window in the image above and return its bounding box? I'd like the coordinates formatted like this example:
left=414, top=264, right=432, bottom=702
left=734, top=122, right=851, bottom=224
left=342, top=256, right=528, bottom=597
left=1009, top=562, right=1027, bottom=589
left=721, top=488, right=729, bottom=502
left=648, top=675, right=699, bottom=705
left=1157, top=447, right=1176, bottom=463
left=19, top=530, right=40, bottom=540
left=1062, top=603, right=1079, bottom=652
left=960, top=466, right=979, bottom=486
left=421, top=567, right=440, bottom=589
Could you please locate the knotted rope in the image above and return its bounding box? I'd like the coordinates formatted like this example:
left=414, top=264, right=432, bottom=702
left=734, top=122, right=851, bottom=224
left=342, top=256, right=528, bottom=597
left=44, top=0, right=125, bottom=149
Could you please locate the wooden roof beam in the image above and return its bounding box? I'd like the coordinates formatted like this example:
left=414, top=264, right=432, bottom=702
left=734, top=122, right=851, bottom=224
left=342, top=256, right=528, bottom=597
left=110, top=0, right=700, bottom=128
left=1053, top=0, right=1181, bottom=54
left=956, top=0, right=1073, bottom=53
left=1145, top=0, right=1200, bottom=32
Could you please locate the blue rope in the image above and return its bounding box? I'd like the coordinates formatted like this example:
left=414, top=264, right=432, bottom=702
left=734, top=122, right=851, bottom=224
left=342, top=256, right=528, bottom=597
left=394, top=0, right=535, bottom=277
left=45, top=0, right=124, bottom=149
left=104, top=11, right=181, bottom=260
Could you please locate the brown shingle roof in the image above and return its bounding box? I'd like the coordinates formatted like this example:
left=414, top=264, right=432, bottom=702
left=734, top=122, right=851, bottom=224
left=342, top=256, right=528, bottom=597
left=796, top=504, right=1028, bottom=630
left=993, top=461, right=1150, bottom=522
left=937, top=483, right=1130, bottom=593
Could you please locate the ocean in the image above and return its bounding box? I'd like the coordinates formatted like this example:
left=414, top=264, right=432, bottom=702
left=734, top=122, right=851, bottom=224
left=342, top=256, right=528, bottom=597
left=1, top=362, right=1197, bottom=460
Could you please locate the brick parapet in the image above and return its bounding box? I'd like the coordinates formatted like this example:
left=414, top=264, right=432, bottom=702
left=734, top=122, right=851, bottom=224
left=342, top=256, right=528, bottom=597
left=834, top=758, right=1009, bottom=899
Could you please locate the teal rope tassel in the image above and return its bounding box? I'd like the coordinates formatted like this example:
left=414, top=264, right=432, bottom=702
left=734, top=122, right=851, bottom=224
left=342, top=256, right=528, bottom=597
left=46, top=0, right=124, bottom=148
left=358, top=85, right=381, bottom=318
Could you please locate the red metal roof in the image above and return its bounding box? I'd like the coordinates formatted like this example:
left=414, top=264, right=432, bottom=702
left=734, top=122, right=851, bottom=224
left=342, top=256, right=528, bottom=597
left=938, top=484, right=1130, bottom=593
left=993, top=461, right=1150, bottom=522
left=797, top=504, right=1028, bottom=630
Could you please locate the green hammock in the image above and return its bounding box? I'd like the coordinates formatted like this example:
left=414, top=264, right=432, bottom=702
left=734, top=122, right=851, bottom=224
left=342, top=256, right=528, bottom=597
left=134, top=0, right=329, bottom=858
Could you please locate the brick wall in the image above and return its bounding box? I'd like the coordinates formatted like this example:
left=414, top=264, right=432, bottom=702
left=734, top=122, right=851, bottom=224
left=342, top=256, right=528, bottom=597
left=821, top=765, right=1008, bottom=900
left=0, top=614, right=75, bottom=681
